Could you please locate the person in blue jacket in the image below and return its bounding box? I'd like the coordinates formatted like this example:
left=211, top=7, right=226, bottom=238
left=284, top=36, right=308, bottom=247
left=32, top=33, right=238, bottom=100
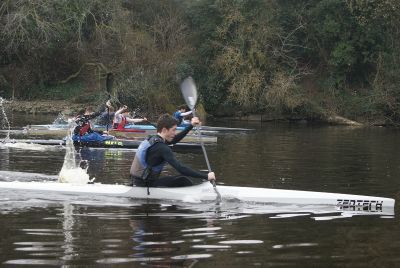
left=173, top=104, right=192, bottom=127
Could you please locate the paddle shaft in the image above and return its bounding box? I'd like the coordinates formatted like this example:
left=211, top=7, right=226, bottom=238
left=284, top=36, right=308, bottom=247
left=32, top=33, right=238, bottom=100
left=134, top=110, right=157, bottom=129
left=106, top=73, right=113, bottom=132
left=192, top=109, right=220, bottom=200
left=106, top=105, right=110, bottom=132
left=192, top=109, right=212, bottom=172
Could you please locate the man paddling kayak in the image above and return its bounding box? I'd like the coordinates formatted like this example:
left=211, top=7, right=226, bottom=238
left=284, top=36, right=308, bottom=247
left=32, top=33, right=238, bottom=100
left=112, top=105, right=147, bottom=130
left=97, top=103, right=115, bottom=127
left=73, top=101, right=113, bottom=142
left=173, top=104, right=192, bottom=127
left=130, top=114, right=216, bottom=187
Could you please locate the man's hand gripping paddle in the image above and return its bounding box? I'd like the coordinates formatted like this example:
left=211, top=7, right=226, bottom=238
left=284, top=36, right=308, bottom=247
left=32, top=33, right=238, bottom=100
left=180, top=77, right=221, bottom=202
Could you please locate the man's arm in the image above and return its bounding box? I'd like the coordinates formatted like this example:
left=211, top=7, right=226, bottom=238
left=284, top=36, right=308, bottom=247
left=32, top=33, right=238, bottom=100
left=89, top=110, right=102, bottom=119
left=90, top=103, right=109, bottom=119
left=114, top=107, right=125, bottom=117
left=166, top=124, right=193, bottom=145
left=158, top=144, right=207, bottom=179
left=180, top=111, right=192, bottom=116
left=126, top=117, right=147, bottom=123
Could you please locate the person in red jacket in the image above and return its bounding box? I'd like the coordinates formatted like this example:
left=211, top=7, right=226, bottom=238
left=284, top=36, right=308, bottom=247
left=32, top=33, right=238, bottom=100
left=112, top=105, right=147, bottom=130
left=72, top=101, right=113, bottom=142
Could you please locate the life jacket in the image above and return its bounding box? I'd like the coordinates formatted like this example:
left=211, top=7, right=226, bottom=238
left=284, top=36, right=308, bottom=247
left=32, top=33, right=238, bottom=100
left=130, top=135, right=165, bottom=180
left=73, top=115, right=92, bottom=136
left=79, top=123, right=91, bottom=136
left=173, top=111, right=183, bottom=125
left=112, top=115, right=127, bottom=130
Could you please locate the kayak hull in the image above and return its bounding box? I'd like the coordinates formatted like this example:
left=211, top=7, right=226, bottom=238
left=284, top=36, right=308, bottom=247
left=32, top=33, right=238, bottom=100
left=3, top=139, right=202, bottom=152
left=25, top=124, right=254, bottom=132
left=0, top=181, right=394, bottom=212
left=18, top=128, right=217, bottom=143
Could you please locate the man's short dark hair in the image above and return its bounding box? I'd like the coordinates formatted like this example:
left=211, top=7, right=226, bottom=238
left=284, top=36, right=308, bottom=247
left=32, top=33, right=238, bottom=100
left=157, top=114, right=178, bottom=132
left=178, top=104, right=188, bottom=111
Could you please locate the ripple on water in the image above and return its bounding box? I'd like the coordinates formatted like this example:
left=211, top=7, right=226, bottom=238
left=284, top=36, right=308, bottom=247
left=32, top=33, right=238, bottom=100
left=14, top=241, right=64, bottom=246
left=20, top=228, right=63, bottom=237
left=181, top=227, right=222, bottom=232
left=101, top=250, right=120, bottom=254
left=13, top=242, right=64, bottom=257
left=192, top=244, right=231, bottom=249
left=171, top=254, right=212, bottom=260
left=15, top=246, right=62, bottom=252
left=139, top=241, right=168, bottom=246
left=272, top=243, right=318, bottom=249
left=182, top=232, right=218, bottom=237
left=4, top=259, right=64, bottom=265
left=219, top=240, right=264, bottom=245
left=96, top=257, right=163, bottom=264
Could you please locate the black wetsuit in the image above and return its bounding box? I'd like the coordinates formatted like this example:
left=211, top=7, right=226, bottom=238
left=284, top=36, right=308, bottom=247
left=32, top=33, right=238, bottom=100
left=97, top=111, right=115, bottom=126
left=74, top=109, right=103, bottom=136
left=132, top=124, right=207, bottom=187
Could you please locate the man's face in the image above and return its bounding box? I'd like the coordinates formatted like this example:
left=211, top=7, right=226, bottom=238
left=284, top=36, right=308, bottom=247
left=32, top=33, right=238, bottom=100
left=162, top=125, right=177, bottom=142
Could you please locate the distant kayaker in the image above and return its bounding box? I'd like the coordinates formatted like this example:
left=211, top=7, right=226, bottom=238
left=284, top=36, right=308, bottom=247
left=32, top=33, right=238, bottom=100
left=173, top=104, right=192, bottom=127
left=112, top=105, right=147, bottom=130
left=97, top=100, right=115, bottom=127
left=130, top=114, right=216, bottom=188
left=72, top=101, right=113, bottom=142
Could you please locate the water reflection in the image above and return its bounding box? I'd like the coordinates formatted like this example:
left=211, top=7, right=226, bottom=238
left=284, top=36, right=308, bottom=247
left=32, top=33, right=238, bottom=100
left=0, top=191, right=397, bottom=266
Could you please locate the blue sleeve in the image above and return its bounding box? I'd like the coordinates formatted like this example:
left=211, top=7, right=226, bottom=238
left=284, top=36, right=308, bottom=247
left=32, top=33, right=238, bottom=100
left=173, top=111, right=181, bottom=119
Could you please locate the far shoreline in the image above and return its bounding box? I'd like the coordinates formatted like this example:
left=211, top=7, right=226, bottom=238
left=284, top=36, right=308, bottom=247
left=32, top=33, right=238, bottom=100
left=3, top=99, right=389, bottom=127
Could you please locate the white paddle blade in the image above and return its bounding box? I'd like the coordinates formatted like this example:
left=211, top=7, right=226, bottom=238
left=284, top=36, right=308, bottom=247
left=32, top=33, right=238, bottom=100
left=180, top=77, right=198, bottom=110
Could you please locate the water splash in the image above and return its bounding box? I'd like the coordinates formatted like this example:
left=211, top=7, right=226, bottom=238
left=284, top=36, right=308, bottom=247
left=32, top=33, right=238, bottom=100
left=52, top=112, right=69, bottom=125
left=0, top=97, right=11, bottom=142
left=58, top=119, right=91, bottom=184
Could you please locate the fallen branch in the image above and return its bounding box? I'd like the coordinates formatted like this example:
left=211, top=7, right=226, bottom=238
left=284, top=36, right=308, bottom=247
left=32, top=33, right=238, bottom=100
left=326, top=115, right=363, bottom=126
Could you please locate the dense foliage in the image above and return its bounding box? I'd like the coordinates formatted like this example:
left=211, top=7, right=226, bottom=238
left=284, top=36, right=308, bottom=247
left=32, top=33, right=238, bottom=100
left=1, top=0, right=400, bottom=123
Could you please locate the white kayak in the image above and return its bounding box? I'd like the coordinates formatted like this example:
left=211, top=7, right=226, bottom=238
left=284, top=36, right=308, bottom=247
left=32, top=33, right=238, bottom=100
left=0, top=180, right=394, bottom=213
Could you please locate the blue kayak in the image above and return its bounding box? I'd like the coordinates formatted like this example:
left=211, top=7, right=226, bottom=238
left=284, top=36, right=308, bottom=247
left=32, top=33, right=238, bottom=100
left=94, top=124, right=188, bottom=131
left=25, top=123, right=254, bottom=132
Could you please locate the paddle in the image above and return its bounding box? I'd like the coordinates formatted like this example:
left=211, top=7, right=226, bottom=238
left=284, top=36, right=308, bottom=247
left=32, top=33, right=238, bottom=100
left=132, top=108, right=158, bottom=129
left=105, top=73, right=114, bottom=132
left=180, top=77, right=221, bottom=201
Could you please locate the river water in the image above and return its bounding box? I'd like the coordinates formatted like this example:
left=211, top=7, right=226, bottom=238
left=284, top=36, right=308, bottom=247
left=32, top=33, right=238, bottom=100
left=0, top=113, right=399, bottom=267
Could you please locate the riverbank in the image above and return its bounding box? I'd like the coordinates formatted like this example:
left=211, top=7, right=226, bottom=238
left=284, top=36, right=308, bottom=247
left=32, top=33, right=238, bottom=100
left=4, top=100, right=85, bottom=115
left=4, top=99, right=374, bottom=126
